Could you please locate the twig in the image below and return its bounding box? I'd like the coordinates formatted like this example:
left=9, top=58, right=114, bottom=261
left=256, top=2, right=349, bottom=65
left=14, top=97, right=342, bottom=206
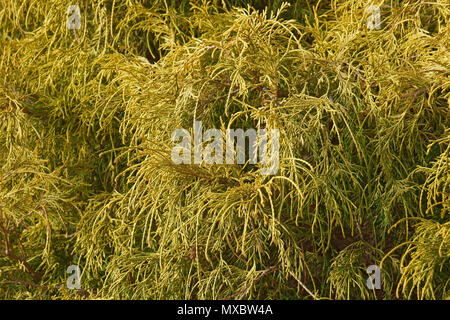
left=1, top=249, right=42, bottom=281
left=0, top=214, right=42, bottom=281
left=222, top=265, right=279, bottom=300
left=287, top=269, right=318, bottom=300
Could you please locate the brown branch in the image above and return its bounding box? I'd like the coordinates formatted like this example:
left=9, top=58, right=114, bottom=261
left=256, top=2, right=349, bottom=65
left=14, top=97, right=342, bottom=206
left=222, top=264, right=279, bottom=300
left=287, top=269, right=318, bottom=300
left=0, top=213, right=42, bottom=281
left=1, top=249, right=42, bottom=281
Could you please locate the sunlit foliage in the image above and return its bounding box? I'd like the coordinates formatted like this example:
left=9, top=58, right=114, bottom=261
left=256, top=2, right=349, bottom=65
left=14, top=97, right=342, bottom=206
left=0, top=0, right=448, bottom=299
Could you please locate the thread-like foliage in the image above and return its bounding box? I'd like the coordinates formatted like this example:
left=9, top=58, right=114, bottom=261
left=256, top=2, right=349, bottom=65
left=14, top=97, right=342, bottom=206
left=0, top=0, right=448, bottom=299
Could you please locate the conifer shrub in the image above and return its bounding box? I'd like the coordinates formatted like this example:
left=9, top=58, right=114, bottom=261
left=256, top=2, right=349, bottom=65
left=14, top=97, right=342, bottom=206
left=0, top=0, right=448, bottom=299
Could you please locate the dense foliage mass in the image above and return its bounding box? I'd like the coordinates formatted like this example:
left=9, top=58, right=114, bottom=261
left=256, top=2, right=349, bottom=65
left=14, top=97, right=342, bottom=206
left=0, top=0, right=448, bottom=299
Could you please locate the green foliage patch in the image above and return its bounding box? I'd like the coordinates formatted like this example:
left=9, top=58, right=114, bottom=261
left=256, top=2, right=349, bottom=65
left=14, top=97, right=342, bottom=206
left=0, top=0, right=448, bottom=299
